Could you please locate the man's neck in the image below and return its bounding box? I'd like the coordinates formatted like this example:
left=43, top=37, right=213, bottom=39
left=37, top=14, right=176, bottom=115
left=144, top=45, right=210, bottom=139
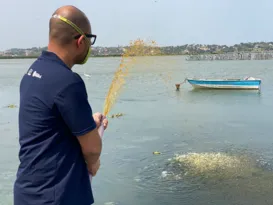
left=47, top=43, right=74, bottom=69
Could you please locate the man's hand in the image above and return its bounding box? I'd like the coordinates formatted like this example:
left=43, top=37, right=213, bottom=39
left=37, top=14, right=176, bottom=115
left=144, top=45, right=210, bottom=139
left=88, top=159, right=100, bottom=176
left=93, top=112, right=108, bottom=130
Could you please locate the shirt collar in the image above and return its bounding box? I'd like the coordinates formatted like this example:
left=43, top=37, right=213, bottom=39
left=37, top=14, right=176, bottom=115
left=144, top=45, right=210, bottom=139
left=39, top=50, right=71, bottom=70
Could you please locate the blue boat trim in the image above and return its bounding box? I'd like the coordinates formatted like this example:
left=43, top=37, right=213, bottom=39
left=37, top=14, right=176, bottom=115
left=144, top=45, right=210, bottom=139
left=181, top=77, right=262, bottom=90
left=187, top=79, right=261, bottom=86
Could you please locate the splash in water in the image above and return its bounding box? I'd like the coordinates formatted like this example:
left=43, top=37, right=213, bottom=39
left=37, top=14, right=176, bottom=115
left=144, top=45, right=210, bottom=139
left=167, top=152, right=262, bottom=180
left=135, top=151, right=273, bottom=204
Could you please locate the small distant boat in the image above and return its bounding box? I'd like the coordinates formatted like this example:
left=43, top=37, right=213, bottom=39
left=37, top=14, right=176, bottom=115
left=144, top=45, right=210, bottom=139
left=176, top=77, right=262, bottom=90
left=83, top=67, right=91, bottom=78
left=84, top=73, right=91, bottom=78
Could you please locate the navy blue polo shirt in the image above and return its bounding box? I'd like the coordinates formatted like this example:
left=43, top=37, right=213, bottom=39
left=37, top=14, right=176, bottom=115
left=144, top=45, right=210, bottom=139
left=14, top=51, right=97, bottom=205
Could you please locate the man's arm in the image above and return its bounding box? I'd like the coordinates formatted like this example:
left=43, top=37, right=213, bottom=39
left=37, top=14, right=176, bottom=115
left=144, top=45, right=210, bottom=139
left=77, top=122, right=102, bottom=167
left=54, top=81, right=102, bottom=167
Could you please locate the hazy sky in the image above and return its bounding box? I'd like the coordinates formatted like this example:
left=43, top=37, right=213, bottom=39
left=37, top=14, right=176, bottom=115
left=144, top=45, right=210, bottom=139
left=1, top=0, right=272, bottom=50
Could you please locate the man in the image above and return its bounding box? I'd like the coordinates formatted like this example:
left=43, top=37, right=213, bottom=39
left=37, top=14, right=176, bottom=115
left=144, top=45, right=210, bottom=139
left=13, top=5, right=108, bottom=205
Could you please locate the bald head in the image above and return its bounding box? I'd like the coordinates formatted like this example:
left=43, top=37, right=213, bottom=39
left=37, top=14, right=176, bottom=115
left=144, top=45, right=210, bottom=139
left=49, top=5, right=91, bottom=46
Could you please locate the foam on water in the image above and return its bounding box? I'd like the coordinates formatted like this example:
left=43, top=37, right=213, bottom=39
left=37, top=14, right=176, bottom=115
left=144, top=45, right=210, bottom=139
left=134, top=150, right=273, bottom=200
left=168, top=152, right=260, bottom=180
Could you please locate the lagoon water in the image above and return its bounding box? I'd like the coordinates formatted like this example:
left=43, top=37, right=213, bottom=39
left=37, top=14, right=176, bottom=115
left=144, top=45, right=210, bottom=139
left=0, top=56, right=273, bottom=205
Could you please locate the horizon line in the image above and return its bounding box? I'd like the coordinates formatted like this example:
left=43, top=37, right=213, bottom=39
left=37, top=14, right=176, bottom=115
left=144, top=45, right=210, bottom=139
left=2, top=40, right=273, bottom=51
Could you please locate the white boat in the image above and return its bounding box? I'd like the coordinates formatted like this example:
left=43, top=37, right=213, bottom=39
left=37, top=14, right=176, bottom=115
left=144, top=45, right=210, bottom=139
left=176, top=77, right=262, bottom=90
left=84, top=73, right=91, bottom=78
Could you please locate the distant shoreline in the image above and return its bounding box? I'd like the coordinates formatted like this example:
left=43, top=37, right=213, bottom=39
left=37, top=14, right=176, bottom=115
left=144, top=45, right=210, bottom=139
left=0, top=55, right=122, bottom=59
left=0, top=54, right=182, bottom=60
left=1, top=51, right=273, bottom=61
left=2, top=42, right=273, bottom=60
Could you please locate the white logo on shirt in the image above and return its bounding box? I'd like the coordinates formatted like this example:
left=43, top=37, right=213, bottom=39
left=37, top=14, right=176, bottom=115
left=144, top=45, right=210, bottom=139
left=27, top=69, right=33, bottom=76
left=32, top=71, right=42, bottom=79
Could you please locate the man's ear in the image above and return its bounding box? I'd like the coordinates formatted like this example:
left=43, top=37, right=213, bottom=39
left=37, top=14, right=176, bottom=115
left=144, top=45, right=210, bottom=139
left=76, top=35, right=85, bottom=48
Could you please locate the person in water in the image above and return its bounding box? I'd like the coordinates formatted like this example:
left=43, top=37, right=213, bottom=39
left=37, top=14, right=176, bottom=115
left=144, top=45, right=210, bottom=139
left=13, top=5, right=108, bottom=205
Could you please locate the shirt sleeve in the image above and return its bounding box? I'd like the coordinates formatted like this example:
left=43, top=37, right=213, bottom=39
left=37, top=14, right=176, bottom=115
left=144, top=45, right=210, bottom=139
left=54, top=81, right=97, bottom=136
